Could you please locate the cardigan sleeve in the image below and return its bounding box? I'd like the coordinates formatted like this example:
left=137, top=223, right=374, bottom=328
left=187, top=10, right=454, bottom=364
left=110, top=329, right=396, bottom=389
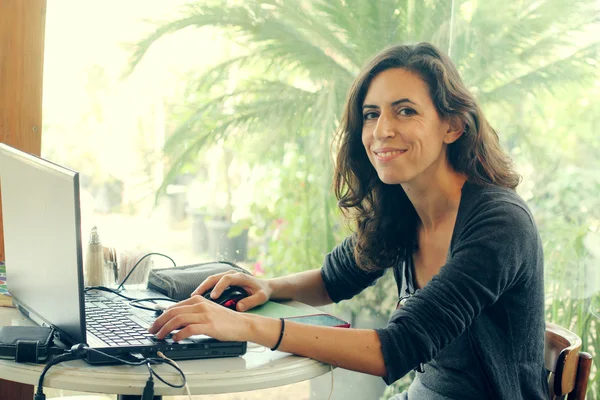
left=320, top=235, right=385, bottom=303
left=375, top=200, right=539, bottom=384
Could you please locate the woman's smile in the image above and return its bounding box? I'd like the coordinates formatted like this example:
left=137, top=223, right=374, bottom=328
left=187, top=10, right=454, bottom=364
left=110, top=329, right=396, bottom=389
left=372, top=148, right=408, bottom=162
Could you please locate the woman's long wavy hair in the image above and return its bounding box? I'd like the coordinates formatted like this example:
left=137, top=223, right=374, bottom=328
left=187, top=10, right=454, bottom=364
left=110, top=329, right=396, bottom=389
left=333, top=42, right=521, bottom=272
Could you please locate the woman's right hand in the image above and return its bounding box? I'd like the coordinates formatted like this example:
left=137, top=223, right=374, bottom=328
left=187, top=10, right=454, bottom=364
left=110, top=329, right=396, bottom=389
left=190, top=271, right=272, bottom=312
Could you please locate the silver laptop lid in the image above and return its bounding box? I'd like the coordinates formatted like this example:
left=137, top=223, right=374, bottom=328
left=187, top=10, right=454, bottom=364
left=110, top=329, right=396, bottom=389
left=0, top=143, right=86, bottom=345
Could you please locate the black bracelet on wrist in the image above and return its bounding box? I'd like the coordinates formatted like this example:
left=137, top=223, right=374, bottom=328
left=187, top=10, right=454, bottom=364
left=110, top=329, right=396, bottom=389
left=270, top=317, right=285, bottom=351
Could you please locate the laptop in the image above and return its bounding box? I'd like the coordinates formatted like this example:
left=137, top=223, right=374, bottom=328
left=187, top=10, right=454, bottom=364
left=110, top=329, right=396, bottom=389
left=0, top=143, right=247, bottom=363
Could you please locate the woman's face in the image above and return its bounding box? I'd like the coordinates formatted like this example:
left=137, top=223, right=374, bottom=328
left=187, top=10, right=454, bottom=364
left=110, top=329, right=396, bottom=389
left=361, top=68, right=459, bottom=186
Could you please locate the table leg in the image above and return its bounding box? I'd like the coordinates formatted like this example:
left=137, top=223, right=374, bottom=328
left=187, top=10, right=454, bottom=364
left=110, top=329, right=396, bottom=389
left=117, top=395, right=161, bottom=400
left=0, top=378, right=34, bottom=400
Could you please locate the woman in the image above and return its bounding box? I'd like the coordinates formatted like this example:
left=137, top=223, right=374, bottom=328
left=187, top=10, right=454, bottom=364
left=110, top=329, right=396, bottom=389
left=149, top=43, right=548, bottom=399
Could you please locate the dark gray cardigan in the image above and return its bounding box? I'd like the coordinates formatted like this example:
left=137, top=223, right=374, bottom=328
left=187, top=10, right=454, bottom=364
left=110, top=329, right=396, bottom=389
left=321, top=181, right=549, bottom=399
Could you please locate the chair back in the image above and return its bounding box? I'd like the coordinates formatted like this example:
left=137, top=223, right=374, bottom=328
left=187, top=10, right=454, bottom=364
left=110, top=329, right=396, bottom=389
left=545, top=322, right=593, bottom=400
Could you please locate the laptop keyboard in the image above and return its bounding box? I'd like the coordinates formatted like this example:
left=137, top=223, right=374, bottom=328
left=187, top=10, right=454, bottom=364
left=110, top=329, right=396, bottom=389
left=85, top=292, right=157, bottom=347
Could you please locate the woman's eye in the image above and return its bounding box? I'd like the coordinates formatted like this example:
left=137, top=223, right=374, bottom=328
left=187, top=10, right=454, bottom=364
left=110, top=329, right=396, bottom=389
left=399, top=108, right=416, bottom=116
left=363, top=111, right=378, bottom=120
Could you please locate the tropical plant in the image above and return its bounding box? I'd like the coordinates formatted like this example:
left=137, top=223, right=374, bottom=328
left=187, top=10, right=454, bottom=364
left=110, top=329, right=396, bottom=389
left=129, top=0, right=600, bottom=396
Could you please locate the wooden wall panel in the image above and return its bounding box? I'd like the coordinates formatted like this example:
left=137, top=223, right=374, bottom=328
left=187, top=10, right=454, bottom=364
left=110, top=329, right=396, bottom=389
left=0, top=0, right=47, bottom=262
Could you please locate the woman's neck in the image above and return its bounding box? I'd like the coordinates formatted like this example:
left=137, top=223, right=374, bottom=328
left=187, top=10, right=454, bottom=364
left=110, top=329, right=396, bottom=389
left=402, top=168, right=467, bottom=233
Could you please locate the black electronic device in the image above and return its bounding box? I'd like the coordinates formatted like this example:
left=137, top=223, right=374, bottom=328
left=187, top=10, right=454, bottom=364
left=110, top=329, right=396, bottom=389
left=0, top=326, right=56, bottom=363
left=203, top=286, right=249, bottom=310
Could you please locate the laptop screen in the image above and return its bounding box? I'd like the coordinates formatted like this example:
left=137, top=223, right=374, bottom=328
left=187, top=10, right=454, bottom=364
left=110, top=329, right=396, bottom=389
left=0, top=143, right=86, bottom=345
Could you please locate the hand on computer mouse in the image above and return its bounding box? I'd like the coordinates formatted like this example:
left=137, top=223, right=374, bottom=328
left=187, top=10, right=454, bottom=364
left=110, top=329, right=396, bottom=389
left=191, top=271, right=272, bottom=312
left=149, top=295, right=252, bottom=343
left=202, top=285, right=249, bottom=311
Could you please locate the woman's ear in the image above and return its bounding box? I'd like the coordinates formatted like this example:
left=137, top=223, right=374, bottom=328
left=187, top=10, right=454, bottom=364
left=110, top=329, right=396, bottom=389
left=444, top=116, right=465, bottom=144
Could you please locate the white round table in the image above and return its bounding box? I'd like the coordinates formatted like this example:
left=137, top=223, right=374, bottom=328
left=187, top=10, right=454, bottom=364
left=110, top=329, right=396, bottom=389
left=0, top=306, right=332, bottom=398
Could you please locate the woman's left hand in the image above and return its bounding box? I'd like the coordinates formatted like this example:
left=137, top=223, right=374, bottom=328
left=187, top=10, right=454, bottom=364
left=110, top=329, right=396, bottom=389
left=148, top=295, right=250, bottom=343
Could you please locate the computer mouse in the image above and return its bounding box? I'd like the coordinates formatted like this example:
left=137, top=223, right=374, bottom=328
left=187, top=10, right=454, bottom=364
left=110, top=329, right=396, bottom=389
left=202, top=286, right=249, bottom=310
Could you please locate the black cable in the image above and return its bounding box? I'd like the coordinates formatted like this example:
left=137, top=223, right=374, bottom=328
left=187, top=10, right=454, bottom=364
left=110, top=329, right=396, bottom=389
left=142, top=362, right=155, bottom=400
left=84, top=287, right=175, bottom=318
left=84, top=347, right=187, bottom=388
left=35, top=344, right=187, bottom=399
left=34, top=352, right=79, bottom=400
left=84, top=251, right=177, bottom=311
left=85, top=288, right=176, bottom=312
left=84, top=285, right=136, bottom=301
left=129, top=297, right=178, bottom=313
left=150, top=359, right=187, bottom=388
left=117, top=252, right=176, bottom=291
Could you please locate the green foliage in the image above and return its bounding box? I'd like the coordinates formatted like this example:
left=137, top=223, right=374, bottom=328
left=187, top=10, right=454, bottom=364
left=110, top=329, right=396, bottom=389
left=381, top=371, right=415, bottom=400
left=246, top=144, right=346, bottom=276
left=508, top=85, right=600, bottom=398
left=130, top=1, right=600, bottom=396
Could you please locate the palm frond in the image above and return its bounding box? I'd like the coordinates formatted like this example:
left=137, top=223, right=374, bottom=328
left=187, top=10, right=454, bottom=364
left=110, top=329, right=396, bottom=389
left=129, top=2, right=356, bottom=82
left=163, top=85, right=320, bottom=178
left=247, top=20, right=355, bottom=80
left=165, top=80, right=318, bottom=150
left=411, top=0, right=452, bottom=49
left=454, top=0, right=599, bottom=95
left=277, top=1, right=362, bottom=70
left=479, top=41, right=600, bottom=105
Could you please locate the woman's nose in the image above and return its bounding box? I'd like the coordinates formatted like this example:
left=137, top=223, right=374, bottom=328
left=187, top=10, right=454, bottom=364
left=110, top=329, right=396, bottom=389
left=373, top=113, right=396, bottom=139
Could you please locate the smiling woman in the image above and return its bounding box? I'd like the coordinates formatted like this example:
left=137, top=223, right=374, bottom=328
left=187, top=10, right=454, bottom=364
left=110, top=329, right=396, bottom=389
left=360, top=68, right=463, bottom=186
left=149, top=43, right=549, bottom=400
left=334, top=43, right=521, bottom=273
left=326, top=44, right=547, bottom=400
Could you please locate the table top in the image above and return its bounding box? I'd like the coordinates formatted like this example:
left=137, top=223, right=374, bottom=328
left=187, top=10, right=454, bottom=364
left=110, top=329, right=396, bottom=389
left=0, top=305, right=332, bottom=396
